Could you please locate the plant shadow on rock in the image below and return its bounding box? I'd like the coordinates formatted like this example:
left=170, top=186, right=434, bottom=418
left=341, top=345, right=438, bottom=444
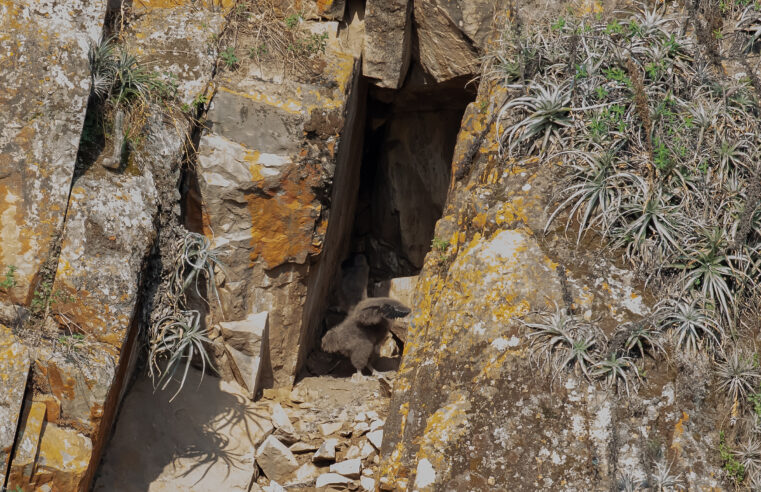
left=93, top=368, right=271, bottom=491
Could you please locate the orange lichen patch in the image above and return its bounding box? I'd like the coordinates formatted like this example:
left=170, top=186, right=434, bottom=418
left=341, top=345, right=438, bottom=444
left=245, top=165, right=323, bottom=269
left=29, top=423, right=92, bottom=492
left=472, top=212, right=487, bottom=229
left=33, top=394, right=62, bottom=423
left=494, top=199, right=528, bottom=226
left=316, top=0, right=335, bottom=11
left=380, top=401, right=412, bottom=482
left=671, top=411, right=690, bottom=455
left=414, top=392, right=470, bottom=474
left=40, top=363, right=77, bottom=402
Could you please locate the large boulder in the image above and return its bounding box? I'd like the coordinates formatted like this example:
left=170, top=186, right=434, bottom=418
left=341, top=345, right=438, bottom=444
left=412, top=0, right=481, bottom=82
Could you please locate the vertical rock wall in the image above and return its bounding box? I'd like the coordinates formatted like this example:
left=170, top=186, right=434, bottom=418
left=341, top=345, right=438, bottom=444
left=0, top=0, right=107, bottom=303
left=0, top=1, right=233, bottom=490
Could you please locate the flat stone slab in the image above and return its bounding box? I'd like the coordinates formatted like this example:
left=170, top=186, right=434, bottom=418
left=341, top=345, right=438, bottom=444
left=0, top=325, right=31, bottom=486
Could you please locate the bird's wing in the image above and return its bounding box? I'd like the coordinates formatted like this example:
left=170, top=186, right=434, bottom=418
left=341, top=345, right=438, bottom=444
left=352, top=297, right=411, bottom=326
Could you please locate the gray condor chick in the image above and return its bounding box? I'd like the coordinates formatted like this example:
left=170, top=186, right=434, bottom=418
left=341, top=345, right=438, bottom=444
left=321, top=297, right=411, bottom=379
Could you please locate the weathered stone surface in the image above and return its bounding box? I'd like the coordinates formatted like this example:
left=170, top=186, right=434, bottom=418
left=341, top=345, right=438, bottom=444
left=52, top=173, right=157, bottom=350
left=0, top=0, right=107, bottom=302
left=360, top=441, right=375, bottom=459
left=95, top=370, right=272, bottom=491
left=289, top=441, right=318, bottom=453
left=330, top=458, right=361, bottom=478
left=270, top=402, right=295, bottom=433
left=312, top=438, right=338, bottom=462
left=0, top=326, right=30, bottom=486
left=220, top=311, right=269, bottom=398
left=363, top=0, right=413, bottom=89
left=195, top=24, right=364, bottom=386
left=31, top=422, right=93, bottom=491
left=30, top=342, right=115, bottom=435
left=319, top=421, right=344, bottom=436
left=360, top=476, right=375, bottom=491
left=379, top=63, right=724, bottom=492
left=256, top=435, right=299, bottom=483
left=126, top=0, right=228, bottom=105
left=315, top=472, right=351, bottom=488
left=7, top=401, right=46, bottom=489
left=413, top=0, right=480, bottom=82
left=286, top=462, right=320, bottom=486
left=424, top=0, right=497, bottom=50
left=366, top=430, right=383, bottom=450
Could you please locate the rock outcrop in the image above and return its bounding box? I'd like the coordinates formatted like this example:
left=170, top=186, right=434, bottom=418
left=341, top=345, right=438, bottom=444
left=379, top=1, right=760, bottom=489
left=0, top=0, right=108, bottom=302
left=194, top=22, right=365, bottom=387
left=4, top=0, right=759, bottom=490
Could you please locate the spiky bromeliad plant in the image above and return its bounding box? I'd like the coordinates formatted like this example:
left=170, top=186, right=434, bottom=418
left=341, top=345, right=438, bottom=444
left=150, top=310, right=215, bottom=401
left=500, top=81, right=573, bottom=156
left=497, top=5, right=761, bottom=431
left=149, top=231, right=226, bottom=398
left=88, top=36, right=170, bottom=106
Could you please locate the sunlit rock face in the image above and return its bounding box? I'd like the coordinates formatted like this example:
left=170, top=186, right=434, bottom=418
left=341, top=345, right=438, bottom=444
left=0, top=0, right=108, bottom=303
left=379, top=1, right=733, bottom=489
left=194, top=25, right=364, bottom=387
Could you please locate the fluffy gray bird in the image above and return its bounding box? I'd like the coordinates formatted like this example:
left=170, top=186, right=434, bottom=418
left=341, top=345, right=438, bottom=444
left=321, top=297, right=411, bottom=379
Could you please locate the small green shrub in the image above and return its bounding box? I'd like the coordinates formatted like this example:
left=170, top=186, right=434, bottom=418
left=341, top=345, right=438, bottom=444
left=220, top=46, right=238, bottom=68
left=88, top=36, right=173, bottom=107
left=431, top=236, right=450, bottom=252
left=248, top=44, right=268, bottom=59
left=285, top=13, right=301, bottom=29
left=720, top=431, right=746, bottom=483
left=30, top=281, right=74, bottom=318
left=0, top=265, right=16, bottom=291
left=58, top=333, right=86, bottom=351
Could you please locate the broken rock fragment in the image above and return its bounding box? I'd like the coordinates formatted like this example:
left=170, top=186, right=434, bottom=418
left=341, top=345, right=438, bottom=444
left=330, top=458, right=362, bottom=479
left=320, top=421, right=344, bottom=436
left=313, top=438, right=338, bottom=463
left=256, top=435, right=299, bottom=483
left=315, top=472, right=352, bottom=488
left=367, top=430, right=384, bottom=450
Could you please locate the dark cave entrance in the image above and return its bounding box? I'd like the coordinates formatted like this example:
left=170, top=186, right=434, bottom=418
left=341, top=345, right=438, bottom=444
left=317, top=65, right=476, bottom=346
left=355, top=71, right=476, bottom=285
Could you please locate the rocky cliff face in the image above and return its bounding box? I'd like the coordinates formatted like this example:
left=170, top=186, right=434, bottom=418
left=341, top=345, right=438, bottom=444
left=380, top=1, right=761, bottom=490
left=2, top=0, right=760, bottom=490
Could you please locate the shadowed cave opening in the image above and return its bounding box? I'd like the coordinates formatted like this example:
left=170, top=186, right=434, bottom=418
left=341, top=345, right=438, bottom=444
left=308, top=67, right=476, bottom=375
